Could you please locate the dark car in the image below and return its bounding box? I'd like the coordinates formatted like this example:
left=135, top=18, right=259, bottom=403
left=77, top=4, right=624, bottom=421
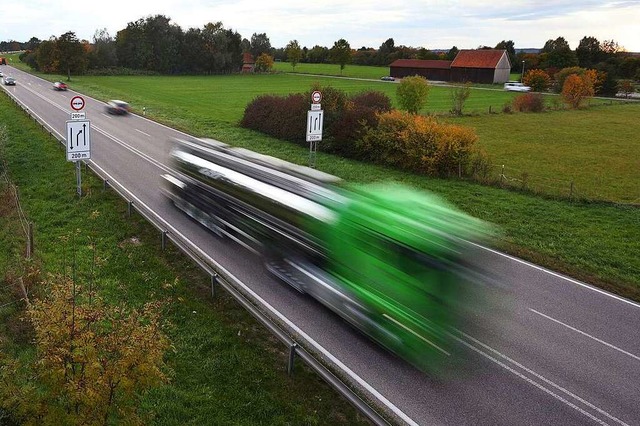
left=53, top=81, right=68, bottom=91
left=106, top=100, right=130, bottom=115
left=3, top=76, right=16, bottom=86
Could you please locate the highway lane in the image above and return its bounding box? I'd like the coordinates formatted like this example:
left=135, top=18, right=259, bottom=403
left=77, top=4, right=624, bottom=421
left=2, top=65, right=639, bottom=425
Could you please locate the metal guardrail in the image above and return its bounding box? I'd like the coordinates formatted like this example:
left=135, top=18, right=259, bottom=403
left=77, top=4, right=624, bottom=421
left=0, top=89, right=396, bottom=426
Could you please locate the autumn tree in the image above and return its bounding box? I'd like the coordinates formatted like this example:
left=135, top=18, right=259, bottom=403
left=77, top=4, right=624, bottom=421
left=397, top=75, right=430, bottom=114
left=254, top=53, right=274, bottom=72
left=0, top=274, right=170, bottom=425
left=562, top=73, right=594, bottom=109
left=523, top=69, right=551, bottom=92
left=285, top=40, right=302, bottom=70
left=329, top=38, right=352, bottom=74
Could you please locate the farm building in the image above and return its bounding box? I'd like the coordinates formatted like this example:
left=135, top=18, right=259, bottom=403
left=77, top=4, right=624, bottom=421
left=389, top=49, right=512, bottom=84
left=388, top=59, right=452, bottom=81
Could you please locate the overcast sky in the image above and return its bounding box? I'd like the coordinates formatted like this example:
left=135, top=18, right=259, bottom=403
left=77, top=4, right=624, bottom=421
left=2, top=1, right=639, bottom=52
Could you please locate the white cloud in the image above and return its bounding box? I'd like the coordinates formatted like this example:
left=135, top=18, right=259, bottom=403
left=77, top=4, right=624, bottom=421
left=1, top=1, right=639, bottom=51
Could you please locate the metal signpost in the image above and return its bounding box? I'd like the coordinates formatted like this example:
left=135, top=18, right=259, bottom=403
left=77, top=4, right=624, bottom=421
left=67, top=96, right=91, bottom=196
left=307, top=91, right=324, bottom=167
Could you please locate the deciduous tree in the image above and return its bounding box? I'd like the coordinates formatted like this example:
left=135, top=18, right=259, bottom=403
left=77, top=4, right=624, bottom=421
left=329, top=38, right=352, bottom=74
left=523, top=69, right=551, bottom=92
left=254, top=53, right=274, bottom=72
left=397, top=75, right=429, bottom=114
left=285, top=40, right=302, bottom=70
left=562, top=73, right=594, bottom=109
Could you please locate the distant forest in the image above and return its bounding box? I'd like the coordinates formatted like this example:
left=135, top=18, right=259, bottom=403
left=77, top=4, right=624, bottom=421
left=1, top=14, right=638, bottom=82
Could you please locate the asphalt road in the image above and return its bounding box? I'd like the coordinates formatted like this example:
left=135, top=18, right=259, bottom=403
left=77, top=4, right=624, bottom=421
left=2, top=66, right=639, bottom=426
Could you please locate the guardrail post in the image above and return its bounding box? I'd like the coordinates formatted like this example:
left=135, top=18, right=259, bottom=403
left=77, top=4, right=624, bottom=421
left=161, top=231, right=167, bottom=250
left=104, top=179, right=110, bottom=190
left=127, top=200, right=133, bottom=217
left=211, top=273, right=218, bottom=297
left=287, top=343, right=298, bottom=376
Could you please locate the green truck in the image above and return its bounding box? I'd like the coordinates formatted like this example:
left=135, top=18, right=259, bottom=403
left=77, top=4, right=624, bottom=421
left=162, top=137, right=493, bottom=372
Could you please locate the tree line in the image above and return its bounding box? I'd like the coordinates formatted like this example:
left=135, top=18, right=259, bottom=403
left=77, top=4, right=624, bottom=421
left=3, top=15, right=638, bottom=84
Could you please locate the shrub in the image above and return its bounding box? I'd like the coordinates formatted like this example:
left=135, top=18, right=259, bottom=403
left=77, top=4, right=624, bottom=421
left=562, top=74, right=595, bottom=109
left=396, top=75, right=429, bottom=114
left=523, top=69, right=551, bottom=92
left=617, top=79, right=636, bottom=98
left=358, top=110, right=478, bottom=177
left=449, top=83, right=472, bottom=116
left=240, top=93, right=307, bottom=143
left=512, top=93, right=545, bottom=112
left=328, top=91, right=392, bottom=157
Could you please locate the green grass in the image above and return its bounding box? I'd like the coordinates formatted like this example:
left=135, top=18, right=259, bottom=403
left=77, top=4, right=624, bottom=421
left=0, top=96, right=369, bottom=424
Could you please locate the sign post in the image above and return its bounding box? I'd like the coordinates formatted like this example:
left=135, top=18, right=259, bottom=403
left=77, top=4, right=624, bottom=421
left=307, top=91, right=324, bottom=167
left=67, top=96, right=90, bottom=196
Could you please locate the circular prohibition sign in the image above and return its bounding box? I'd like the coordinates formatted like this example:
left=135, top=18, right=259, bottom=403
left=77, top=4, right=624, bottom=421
left=70, top=96, right=85, bottom=111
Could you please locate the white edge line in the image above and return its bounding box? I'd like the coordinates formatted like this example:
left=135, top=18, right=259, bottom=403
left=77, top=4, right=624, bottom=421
left=471, top=242, right=640, bottom=309
left=457, top=330, right=629, bottom=426
left=529, top=308, right=640, bottom=362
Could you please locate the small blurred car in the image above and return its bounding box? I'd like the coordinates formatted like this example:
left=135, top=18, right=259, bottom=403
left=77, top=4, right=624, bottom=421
left=380, top=76, right=395, bottom=81
left=3, top=76, right=15, bottom=86
left=0, top=71, right=3, bottom=77
left=504, top=82, right=531, bottom=92
left=53, top=81, right=68, bottom=91
left=105, top=100, right=130, bottom=115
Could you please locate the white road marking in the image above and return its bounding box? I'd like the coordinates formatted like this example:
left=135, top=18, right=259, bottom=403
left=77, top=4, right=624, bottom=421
left=530, top=308, right=640, bottom=362
left=471, top=242, right=640, bottom=309
left=455, top=330, right=629, bottom=426
left=135, top=128, right=151, bottom=137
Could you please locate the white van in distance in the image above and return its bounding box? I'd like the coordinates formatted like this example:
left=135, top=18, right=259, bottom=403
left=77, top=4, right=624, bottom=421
left=504, top=82, right=531, bottom=92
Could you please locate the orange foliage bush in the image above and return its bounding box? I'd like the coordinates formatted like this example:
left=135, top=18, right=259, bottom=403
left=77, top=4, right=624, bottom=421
left=512, top=93, right=545, bottom=112
left=358, top=110, right=479, bottom=177
left=562, top=74, right=595, bottom=109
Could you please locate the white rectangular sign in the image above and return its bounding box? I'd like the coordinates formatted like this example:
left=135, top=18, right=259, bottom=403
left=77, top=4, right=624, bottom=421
left=66, top=120, right=91, bottom=161
left=306, top=110, right=324, bottom=142
left=70, top=112, right=86, bottom=120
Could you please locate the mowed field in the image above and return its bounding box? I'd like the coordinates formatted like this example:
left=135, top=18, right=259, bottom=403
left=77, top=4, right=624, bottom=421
left=5, top=58, right=640, bottom=298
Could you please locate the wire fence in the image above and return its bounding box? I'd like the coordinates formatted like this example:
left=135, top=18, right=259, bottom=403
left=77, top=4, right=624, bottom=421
left=471, top=163, right=638, bottom=205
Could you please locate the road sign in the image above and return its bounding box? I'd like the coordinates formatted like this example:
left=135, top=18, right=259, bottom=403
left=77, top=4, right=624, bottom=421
left=310, top=103, right=321, bottom=111
left=306, top=110, right=323, bottom=142
left=66, top=120, right=91, bottom=161
left=70, top=112, right=86, bottom=120
left=311, top=90, right=322, bottom=104
left=70, top=96, right=85, bottom=111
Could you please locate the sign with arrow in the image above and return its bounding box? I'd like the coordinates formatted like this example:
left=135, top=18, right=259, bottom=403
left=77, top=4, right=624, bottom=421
left=66, top=119, right=91, bottom=161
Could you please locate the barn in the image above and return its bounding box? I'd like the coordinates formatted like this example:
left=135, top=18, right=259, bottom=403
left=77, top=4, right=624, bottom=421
left=450, top=49, right=511, bottom=84
left=388, top=49, right=511, bottom=84
left=389, top=59, right=452, bottom=81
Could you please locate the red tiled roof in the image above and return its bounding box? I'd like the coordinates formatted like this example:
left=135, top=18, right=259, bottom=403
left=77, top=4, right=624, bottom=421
left=389, top=59, right=452, bottom=69
left=450, top=49, right=506, bottom=68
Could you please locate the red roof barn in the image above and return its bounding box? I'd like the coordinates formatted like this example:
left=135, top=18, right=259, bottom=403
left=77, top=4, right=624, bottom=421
left=450, top=49, right=511, bottom=84
left=388, top=49, right=512, bottom=84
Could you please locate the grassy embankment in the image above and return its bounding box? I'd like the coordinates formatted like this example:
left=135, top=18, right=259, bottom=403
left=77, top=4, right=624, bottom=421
left=0, top=95, right=369, bottom=423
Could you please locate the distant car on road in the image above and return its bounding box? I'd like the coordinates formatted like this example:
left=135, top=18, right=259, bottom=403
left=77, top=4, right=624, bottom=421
left=105, top=100, right=130, bottom=115
left=381, top=76, right=395, bottom=81
left=504, top=81, right=531, bottom=92
left=53, top=81, right=68, bottom=91
left=3, top=76, right=15, bottom=86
